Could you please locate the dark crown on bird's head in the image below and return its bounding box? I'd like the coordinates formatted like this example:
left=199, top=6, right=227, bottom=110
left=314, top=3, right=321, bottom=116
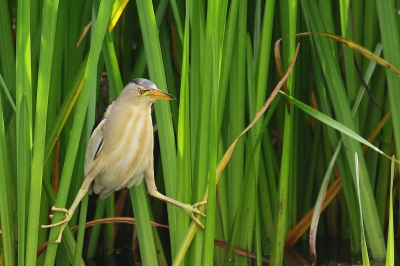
left=130, top=78, right=157, bottom=90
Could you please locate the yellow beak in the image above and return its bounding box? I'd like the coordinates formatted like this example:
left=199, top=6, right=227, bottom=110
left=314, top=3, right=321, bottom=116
left=144, top=89, right=176, bottom=100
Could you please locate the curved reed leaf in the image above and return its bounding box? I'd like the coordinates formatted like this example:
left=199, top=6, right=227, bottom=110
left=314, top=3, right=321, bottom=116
left=279, top=91, right=400, bottom=164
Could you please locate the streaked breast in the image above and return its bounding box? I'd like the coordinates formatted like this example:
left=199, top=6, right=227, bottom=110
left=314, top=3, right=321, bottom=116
left=96, top=104, right=153, bottom=189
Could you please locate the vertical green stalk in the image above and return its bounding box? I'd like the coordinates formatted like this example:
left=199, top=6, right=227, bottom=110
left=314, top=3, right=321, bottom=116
left=250, top=2, right=276, bottom=240
left=216, top=0, right=239, bottom=132
left=270, top=0, right=297, bottom=264
left=386, top=156, right=395, bottom=265
left=190, top=0, right=219, bottom=263
left=248, top=33, right=274, bottom=251
left=361, top=46, right=384, bottom=188
left=0, top=0, right=16, bottom=98
left=375, top=96, right=392, bottom=228
left=339, top=1, right=357, bottom=107
left=202, top=0, right=219, bottom=263
left=187, top=1, right=206, bottom=261
left=0, top=92, right=15, bottom=266
left=15, top=0, right=32, bottom=264
left=160, top=23, right=179, bottom=132
left=227, top=0, right=245, bottom=226
left=169, top=0, right=183, bottom=44
left=25, top=0, right=60, bottom=262
left=175, top=1, right=191, bottom=255
left=73, top=194, right=88, bottom=266
left=188, top=0, right=204, bottom=161
left=231, top=0, right=250, bottom=264
left=254, top=0, right=275, bottom=117
left=130, top=185, right=158, bottom=265
left=362, top=0, right=378, bottom=72
left=270, top=107, right=293, bottom=265
left=39, top=3, right=69, bottom=264
left=135, top=0, right=178, bottom=258
left=351, top=0, right=363, bottom=68
left=376, top=0, right=400, bottom=201
left=86, top=200, right=106, bottom=259
left=65, top=0, right=85, bottom=91
left=254, top=185, right=262, bottom=266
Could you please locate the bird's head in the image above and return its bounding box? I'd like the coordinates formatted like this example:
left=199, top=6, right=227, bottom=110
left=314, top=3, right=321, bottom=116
left=124, top=78, right=176, bottom=103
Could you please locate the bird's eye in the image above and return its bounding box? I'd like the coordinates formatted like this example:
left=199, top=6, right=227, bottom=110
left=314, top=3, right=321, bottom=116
left=138, top=88, right=145, bottom=94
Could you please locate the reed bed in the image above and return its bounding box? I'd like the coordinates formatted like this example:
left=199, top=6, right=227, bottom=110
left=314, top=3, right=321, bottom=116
left=0, top=0, right=399, bottom=265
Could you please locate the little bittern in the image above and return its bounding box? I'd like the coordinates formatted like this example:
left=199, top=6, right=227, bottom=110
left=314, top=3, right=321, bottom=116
left=42, top=78, right=207, bottom=243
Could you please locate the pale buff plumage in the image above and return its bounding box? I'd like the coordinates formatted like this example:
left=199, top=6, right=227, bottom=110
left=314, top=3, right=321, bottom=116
left=42, top=78, right=206, bottom=243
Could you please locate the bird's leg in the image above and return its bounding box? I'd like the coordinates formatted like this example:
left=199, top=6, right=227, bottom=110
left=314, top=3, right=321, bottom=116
left=149, top=190, right=207, bottom=229
left=144, top=168, right=207, bottom=227
left=41, top=187, right=88, bottom=243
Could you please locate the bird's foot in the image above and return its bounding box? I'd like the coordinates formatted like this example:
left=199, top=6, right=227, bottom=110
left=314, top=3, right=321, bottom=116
left=41, top=206, right=70, bottom=227
left=41, top=206, right=72, bottom=243
left=182, top=201, right=207, bottom=229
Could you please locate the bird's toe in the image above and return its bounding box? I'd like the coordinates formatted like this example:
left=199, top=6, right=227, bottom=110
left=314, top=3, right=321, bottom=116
left=192, top=201, right=207, bottom=208
left=191, top=214, right=205, bottom=229
left=193, top=208, right=206, bottom=217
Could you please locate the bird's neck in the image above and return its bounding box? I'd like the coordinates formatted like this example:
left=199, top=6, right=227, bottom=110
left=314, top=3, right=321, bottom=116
left=114, top=97, right=153, bottom=114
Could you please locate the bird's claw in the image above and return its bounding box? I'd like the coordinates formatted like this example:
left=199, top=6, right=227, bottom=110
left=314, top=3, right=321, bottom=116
left=41, top=206, right=70, bottom=228
left=183, top=201, right=207, bottom=229
left=49, top=239, right=62, bottom=244
left=41, top=206, right=71, bottom=244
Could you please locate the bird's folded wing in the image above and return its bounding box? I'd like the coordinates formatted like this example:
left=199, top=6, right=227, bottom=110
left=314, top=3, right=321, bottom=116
left=85, top=118, right=105, bottom=176
left=85, top=101, right=115, bottom=176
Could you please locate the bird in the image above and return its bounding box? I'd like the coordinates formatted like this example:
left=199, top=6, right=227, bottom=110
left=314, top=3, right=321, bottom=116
left=42, top=78, right=207, bottom=243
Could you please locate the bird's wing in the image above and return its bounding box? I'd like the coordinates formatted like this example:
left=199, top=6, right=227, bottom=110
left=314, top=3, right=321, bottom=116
left=84, top=101, right=115, bottom=176
left=84, top=118, right=105, bottom=176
